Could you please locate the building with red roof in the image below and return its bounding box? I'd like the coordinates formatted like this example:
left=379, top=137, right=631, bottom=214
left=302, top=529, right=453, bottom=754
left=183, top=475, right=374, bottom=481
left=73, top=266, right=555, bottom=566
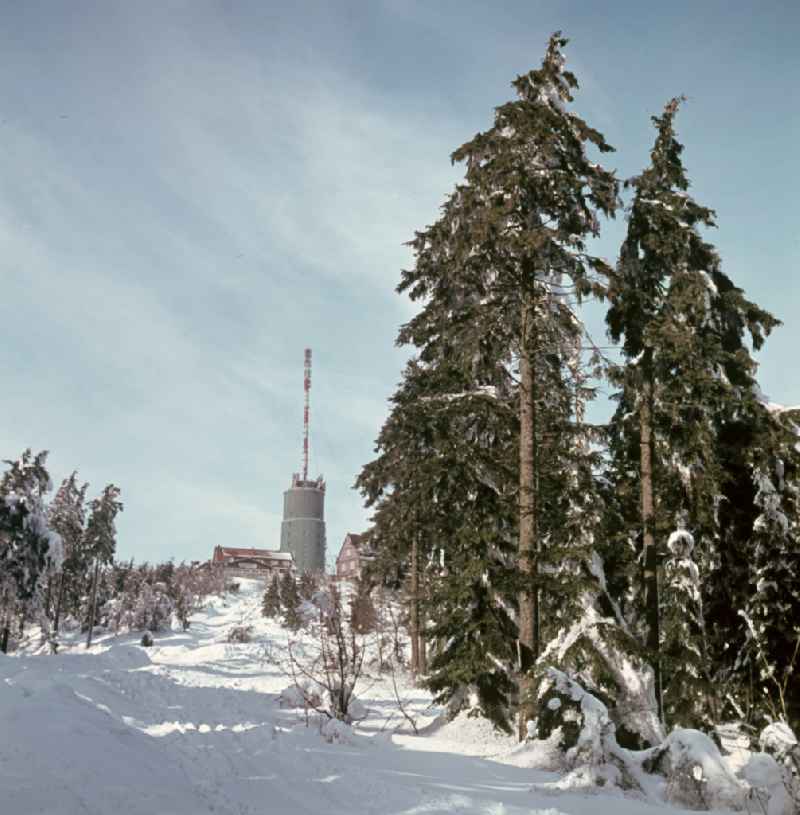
left=212, top=546, right=294, bottom=581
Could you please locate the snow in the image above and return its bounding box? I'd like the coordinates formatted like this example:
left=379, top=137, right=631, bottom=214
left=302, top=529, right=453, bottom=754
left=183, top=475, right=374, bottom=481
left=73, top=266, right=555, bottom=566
left=656, top=728, right=745, bottom=811
left=697, top=270, right=719, bottom=297
left=420, top=385, right=500, bottom=402
left=667, top=528, right=695, bottom=557
left=540, top=604, right=664, bottom=748
left=0, top=579, right=757, bottom=814
left=762, top=399, right=800, bottom=415
left=760, top=721, right=798, bottom=759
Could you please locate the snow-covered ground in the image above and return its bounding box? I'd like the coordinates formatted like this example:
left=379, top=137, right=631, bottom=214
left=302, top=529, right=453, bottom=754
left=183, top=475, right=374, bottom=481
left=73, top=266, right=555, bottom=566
left=2, top=580, right=719, bottom=814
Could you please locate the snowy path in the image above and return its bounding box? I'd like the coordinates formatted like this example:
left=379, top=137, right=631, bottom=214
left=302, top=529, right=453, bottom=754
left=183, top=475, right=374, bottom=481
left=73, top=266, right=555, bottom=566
left=1, top=581, right=704, bottom=815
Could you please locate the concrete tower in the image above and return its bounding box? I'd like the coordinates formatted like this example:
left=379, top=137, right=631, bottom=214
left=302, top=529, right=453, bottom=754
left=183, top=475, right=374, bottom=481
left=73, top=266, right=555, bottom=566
left=280, top=474, right=326, bottom=573
left=279, top=349, right=326, bottom=573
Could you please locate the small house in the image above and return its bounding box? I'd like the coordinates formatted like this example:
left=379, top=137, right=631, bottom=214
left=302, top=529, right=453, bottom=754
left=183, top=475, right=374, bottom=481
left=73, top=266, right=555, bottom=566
left=335, top=532, right=374, bottom=581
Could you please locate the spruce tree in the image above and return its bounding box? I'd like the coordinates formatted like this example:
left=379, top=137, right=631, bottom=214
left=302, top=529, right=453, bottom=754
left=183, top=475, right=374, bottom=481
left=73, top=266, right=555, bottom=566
left=299, top=572, right=317, bottom=602
left=743, top=453, right=800, bottom=728
left=280, top=572, right=303, bottom=632
left=605, top=96, right=779, bottom=724
left=661, top=523, right=712, bottom=729
left=0, top=450, right=62, bottom=652
left=357, top=355, right=520, bottom=731
left=262, top=574, right=281, bottom=618
left=349, top=576, right=378, bottom=635
left=396, top=32, right=618, bottom=738
left=48, top=472, right=89, bottom=636
left=84, top=484, right=123, bottom=648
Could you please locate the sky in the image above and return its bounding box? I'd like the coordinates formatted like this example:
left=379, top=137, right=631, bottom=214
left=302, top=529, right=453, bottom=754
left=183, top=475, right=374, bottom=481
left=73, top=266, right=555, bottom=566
left=1, top=1, right=798, bottom=567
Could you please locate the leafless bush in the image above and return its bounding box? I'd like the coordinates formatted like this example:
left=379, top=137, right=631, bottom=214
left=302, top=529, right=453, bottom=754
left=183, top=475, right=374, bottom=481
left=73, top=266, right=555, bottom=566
left=227, top=624, right=252, bottom=643
left=384, top=597, right=408, bottom=666
left=388, top=655, right=419, bottom=735
left=285, top=585, right=367, bottom=723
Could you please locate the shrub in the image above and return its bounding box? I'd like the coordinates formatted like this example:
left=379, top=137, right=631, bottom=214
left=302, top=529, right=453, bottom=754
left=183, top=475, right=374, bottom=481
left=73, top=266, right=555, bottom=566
left=227, top=625, right=252, bottom=643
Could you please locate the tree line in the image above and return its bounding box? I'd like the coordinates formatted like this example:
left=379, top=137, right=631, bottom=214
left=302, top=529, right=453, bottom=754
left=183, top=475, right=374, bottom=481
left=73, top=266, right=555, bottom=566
left=356, top=32, right=800, bottom=745
left=0, top=449, right=221, bottom=652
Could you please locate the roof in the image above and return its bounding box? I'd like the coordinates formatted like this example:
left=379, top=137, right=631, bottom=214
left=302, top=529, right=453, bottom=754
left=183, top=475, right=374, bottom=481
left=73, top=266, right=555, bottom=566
left=337, top=532, right=373, bottom=562
left=213, top=546, right=293, bottom=563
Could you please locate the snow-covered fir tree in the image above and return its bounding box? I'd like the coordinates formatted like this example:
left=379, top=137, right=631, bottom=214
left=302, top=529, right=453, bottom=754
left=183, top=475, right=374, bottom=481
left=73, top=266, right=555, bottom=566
left=171, top=569, right=196, bottom=631
left=281, top=571, right=303, bottom=632
left=47, top=472, right=89, bottom=637
left=349, top=576, right=378, bottom=635
left=0, top=450, right=62, bottom=652
left=357, top=355, right=519, bottom=731
left=604, top=96, right=780, bottom=722
left=743, top=453, right=800, bottom=728
left=391, top=31, right=618, bottom=738
left=262, top=573, right=281, bottom=618
left=83, top=484, right=123, bottom=647
left=299, top=572, right=318, bottom=602
left=132, top=580, right=172, bottom=632
left=661, top=521, right=713, bottom=728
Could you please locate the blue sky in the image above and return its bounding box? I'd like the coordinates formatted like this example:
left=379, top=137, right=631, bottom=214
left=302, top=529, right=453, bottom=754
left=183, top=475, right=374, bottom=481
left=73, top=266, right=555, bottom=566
left=2, top=1, right=797, bottom=566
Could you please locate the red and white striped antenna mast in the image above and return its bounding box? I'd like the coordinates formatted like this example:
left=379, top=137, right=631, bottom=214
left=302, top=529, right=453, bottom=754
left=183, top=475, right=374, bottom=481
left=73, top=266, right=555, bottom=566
left=302, top=348, right=312, bottom=482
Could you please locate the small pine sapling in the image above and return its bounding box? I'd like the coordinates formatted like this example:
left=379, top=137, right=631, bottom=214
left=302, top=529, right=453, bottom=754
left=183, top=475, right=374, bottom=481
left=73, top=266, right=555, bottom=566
left=299, top=572, right=318, bottom=602
left=262, top=574, right=282, bottom=618
left=281, top=571, right=303, bottom=632
left=661, top=522, right=714, bottom=729
left=349, top=576, right=378, bottom=635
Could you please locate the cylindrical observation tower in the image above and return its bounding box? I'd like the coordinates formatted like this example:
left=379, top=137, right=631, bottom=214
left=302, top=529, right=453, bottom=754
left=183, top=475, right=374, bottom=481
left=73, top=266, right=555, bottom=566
left=280, top=474, right=326, bottom=573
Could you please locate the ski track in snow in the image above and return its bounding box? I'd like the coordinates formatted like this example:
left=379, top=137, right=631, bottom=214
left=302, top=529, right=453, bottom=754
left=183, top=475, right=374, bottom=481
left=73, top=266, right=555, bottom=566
left=2, top=580, right=707, bottom=815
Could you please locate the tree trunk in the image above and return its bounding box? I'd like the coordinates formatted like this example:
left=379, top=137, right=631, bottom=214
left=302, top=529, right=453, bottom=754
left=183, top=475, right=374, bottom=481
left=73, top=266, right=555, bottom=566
left=45, top=576, right=52, bottom=620
left=418, top=573, right=428, bottom=675
left=53, top=572, right=66, bottom=636
left=0, top=587, right=8, bottom=654
left=517, top=319, right=538, bottom=741
left=640, top=365, right=663, bottom=721
left=410, top=534, right=420, bottom=676
left=86, top=561, right=100, bottom=649
left=418, top=626, right=427, bottom=674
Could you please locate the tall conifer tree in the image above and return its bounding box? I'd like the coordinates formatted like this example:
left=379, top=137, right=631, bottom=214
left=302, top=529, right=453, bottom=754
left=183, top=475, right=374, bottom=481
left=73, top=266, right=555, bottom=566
left=84, top=484, right=123, bottom=648
left=48, top=472, right=89, bottom=636
left=743, top=450, right=800, bottom=728
left=358, top=355, right=519, bottom=730
left=0, top=450, right=62, bottom=652
left=397, top=32, right=618, bottom=737
left=605, top=97, right=779, bottom=724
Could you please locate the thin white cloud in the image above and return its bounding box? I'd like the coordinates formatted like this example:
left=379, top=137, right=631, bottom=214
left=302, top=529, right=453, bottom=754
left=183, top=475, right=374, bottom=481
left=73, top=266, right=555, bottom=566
left=0, top=3, right=458, bottom=563
left=2, top=1, right=796, bottom=566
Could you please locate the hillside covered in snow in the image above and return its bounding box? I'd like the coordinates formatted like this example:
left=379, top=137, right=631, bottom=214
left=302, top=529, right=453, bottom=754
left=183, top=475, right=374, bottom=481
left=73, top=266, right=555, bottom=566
left=1, top=578, right=793, bottom=815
